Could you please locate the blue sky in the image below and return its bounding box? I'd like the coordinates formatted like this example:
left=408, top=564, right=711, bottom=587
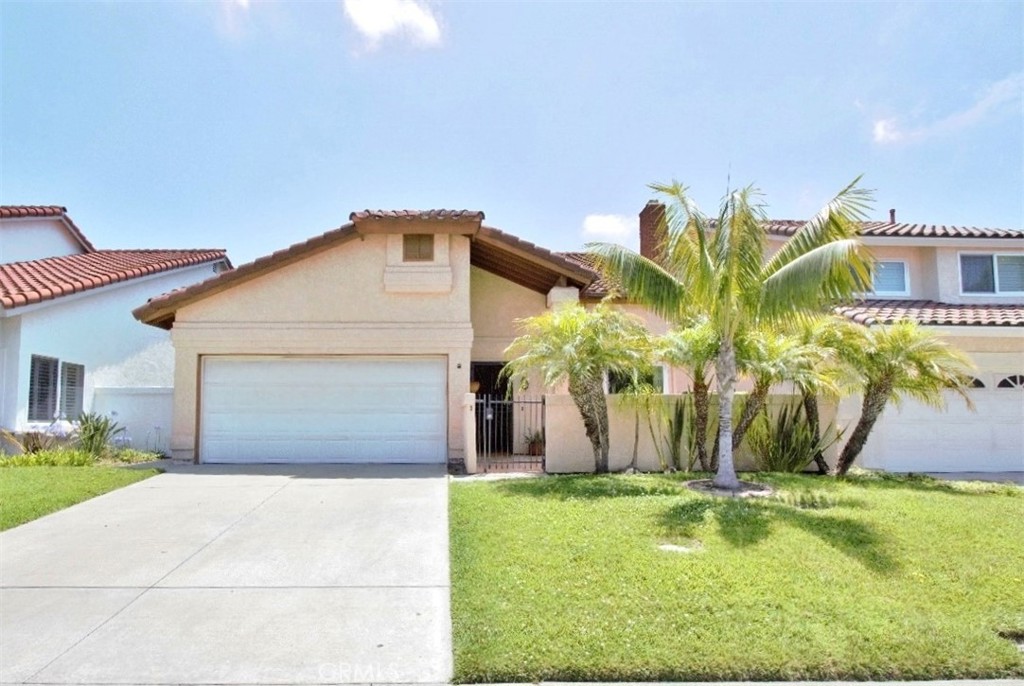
left=2, top=1, right=1021, bottom=264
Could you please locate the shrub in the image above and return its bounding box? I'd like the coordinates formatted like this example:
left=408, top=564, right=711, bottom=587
left=105, top=448, right=163, bottom=464
left=76, top=412, right=125, bottom=457
left=0, top=449, right=96, bottom=467
left=748, top=402, right=841, bottom=473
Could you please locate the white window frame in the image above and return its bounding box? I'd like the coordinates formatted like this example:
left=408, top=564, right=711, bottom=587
left=870, top=259, right=910, bottom=296
left=958, top=252, right=1024, bottom=296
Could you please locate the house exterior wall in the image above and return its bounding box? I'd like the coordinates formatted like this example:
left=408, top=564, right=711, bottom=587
left=1, top=263, right=222, bottom=449
left=469, top=266, right=546, bottom=362
left=0, top=218, right=84, bottom=263
left=168, top=234, right=474, bottom=463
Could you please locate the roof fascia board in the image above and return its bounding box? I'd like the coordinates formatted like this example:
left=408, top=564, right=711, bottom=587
left=475, top=227, right=595, bottom=286
left=353, top=218, right=482, bottom=236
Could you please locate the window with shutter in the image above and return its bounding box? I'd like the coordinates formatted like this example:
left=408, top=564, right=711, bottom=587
left=28, top=355, right=59, bottom=421
left=996, top=255, right=1024, bottom=293
left=60, top=362, right=85, bottom=420
left=402, top=234, right=434, bottom=262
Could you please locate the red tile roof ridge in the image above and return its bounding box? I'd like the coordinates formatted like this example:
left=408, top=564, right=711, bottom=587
left=763, top=219, right=1022, bottom=239
left=350, top=209, right=485, bottom=222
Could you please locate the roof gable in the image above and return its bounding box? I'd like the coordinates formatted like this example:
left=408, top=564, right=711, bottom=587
left=135, top=213, right=596, bottom=329
left=0, top=205, right=96, bottom=253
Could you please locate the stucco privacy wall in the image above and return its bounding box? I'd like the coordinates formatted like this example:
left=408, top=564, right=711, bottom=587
left=4, top=264, right=219, bottom=435
left=169, top=234, right=474, bottom=462
left=544, top=393, right=840, bottom=473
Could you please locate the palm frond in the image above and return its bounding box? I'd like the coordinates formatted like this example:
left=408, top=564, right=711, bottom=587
left=760, top=240, right=869, bottom=319
left=586, top=243, right=690, bottom=322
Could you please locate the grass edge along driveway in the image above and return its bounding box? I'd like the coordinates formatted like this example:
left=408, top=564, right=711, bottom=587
left=0, top=466, right=158, bottom=530
left=449, top=472, right=1024, bottom=682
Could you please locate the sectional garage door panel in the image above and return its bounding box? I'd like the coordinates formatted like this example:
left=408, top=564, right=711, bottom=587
left=869, top=390, right=1024, bottom=473
left=200, top=357, right=447, bottom=464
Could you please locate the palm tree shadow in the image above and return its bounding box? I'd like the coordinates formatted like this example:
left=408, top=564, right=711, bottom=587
left=658, top=498, right=771, bottom=548
left=771, top=505, right=900, bottom=574
left=657, top=498, right=900, bottom=573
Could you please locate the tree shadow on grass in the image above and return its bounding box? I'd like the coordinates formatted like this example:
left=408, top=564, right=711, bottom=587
left=496, top=474, right=686, bottom=500
left=842, top=471, right=1022, bottom=498
left=657, top=497, right=900, bottom=573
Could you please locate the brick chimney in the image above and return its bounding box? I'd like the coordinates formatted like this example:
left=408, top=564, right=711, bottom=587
left=639, top=200, right=665, bottom=261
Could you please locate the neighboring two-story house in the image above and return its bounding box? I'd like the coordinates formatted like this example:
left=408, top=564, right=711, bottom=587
left=0, top=206, right=230, bottom=452
left=133, top=206, right=1022, bottom=474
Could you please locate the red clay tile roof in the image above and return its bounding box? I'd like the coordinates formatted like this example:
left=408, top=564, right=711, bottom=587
left=1, top=205, right=97, bottom=251
left=1, top=249, right=228, bottom=310
left=350, top=209, right=485, bottom=222
left=836, top=299, right=1024, bottom=327
left=764, top=220, right=1022, bottom=240
left=558, top=252, right=612, bottom=298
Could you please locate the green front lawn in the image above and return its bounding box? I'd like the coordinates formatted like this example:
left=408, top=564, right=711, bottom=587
left=450, top=472, right=1024, bottom=682
left=0, top=466, right=158, bottom=531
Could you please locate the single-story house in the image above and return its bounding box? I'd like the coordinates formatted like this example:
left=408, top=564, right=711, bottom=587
left=132, top=207, right=1023, bottom=473
left=1, top=206, right=230, bottom=452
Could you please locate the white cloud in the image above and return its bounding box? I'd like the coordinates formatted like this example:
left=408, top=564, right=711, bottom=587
left=581, top=214, right=638, bottom=249
left=343, top=0, right=441, bottom=50
left=873, top=71, right=1023, bottom=145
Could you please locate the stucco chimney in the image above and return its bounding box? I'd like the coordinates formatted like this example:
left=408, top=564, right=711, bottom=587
left=639, top=200, right=665, bottom=261
left=889, top=208, right=896, bottom=223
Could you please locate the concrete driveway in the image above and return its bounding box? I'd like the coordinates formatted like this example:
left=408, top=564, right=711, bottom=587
left=0, top=464, right=451, bottom=685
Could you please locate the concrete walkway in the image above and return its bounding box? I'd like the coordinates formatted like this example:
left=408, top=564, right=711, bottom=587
left=0, top=464, right=451, bottom=685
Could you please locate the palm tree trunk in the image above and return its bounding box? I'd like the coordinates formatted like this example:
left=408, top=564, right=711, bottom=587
left=803, top=392, right=829, bottom=475
left=568, top=375, right=611, bottom=473
left=630, top=409, right=640, bottom=471
left=713, top=339, right=741, bottom=490
left=732, top=383, right=768, bottom=450
left=835, top=382, right=890, bottom=476
left=692, top=378, right=711, bottom=471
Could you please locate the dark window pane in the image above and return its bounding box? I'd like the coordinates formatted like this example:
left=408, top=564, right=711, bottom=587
left=960, top=255, right=995, bottom=293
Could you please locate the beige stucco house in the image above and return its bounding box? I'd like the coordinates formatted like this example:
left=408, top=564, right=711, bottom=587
left=133, top=206, right=1023, bottom=474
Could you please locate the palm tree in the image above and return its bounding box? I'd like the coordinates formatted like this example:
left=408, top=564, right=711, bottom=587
left=503, top=303, right=651, bottom=474
left=655, top=319, right=718, bottom=470
left=589, top=179, right=873, bottom=490
left=730, top=327, right=831, bottom=451
left=834, top=320, right=975, bottom=476
left=790, top=314, right=862, bottom=473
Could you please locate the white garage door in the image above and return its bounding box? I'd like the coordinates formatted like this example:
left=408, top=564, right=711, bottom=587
left=868, top=389, right=1024, bottom=472
left=200, top=357, right=447, bottom=464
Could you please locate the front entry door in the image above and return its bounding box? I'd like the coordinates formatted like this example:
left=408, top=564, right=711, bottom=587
left=471, top=362, right=512, bottom=454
